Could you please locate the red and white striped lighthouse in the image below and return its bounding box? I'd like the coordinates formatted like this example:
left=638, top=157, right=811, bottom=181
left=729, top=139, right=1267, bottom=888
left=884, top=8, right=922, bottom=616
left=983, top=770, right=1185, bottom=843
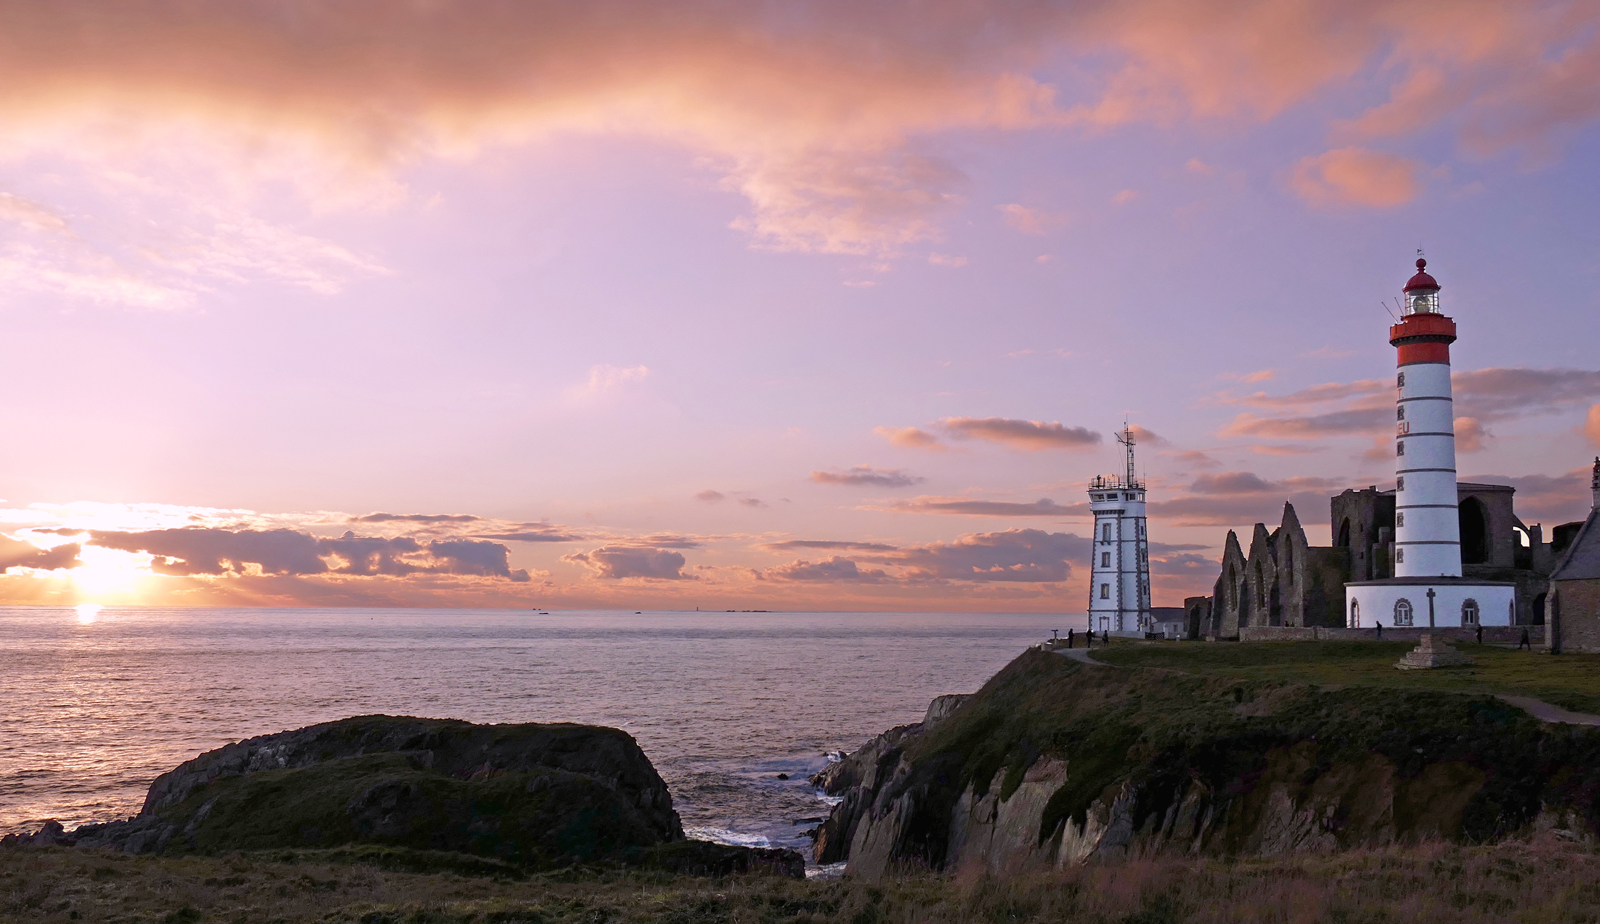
left=1391, top=259, right=1462, bottom=578
left=1345, top=258, right=1515, bottom=630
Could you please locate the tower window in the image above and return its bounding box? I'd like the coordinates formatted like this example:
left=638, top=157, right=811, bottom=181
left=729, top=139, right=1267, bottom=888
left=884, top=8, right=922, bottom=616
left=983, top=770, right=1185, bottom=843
left=1102, top=524, right=1112, bottom=541
left=1394, top=598, right=1414, bottom=626
left=1397, top=512, right=1405, bottom=528
left=1396, top=547, right=1404, bottom=563
left=1397, top=477, right=1405, bottom=491
left=1396, top=441, right=1405, bottom=456
left=1101, top=552, right=1110, bottom=568
left=1397, top=406, right=1405, bottom=421
left=1099, top=583, right=1110, bottom=599
left=1397, top=372, right=1405, bottom=388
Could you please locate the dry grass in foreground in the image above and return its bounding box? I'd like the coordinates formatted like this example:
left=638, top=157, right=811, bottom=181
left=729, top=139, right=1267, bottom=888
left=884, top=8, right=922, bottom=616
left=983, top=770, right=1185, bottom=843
left=6, top=836, right=1600, bottom=923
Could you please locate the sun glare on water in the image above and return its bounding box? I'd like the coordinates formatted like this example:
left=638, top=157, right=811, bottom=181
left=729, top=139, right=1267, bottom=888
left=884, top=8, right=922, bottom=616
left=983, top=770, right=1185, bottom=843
left=75, top=603, right=103, bottom=624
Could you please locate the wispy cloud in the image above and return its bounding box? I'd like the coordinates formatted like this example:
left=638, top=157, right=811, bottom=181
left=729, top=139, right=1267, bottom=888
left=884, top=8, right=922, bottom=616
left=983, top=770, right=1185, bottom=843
left=874, top=425, right=945, bottom=451
left=938, top=417, right=1101, bottom=450
left=867, top=495, right=1088, bottom=517
left=810, top=465, right=924, bottom=488
left=1290, top=147, right=1422, bottom=208
left=997, top=203, right=1068, bottom=234
left=761, top=539, right=900, bottom=552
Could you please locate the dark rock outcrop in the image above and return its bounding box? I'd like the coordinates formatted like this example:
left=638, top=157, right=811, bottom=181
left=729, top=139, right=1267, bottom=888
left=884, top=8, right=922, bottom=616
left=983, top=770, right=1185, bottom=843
left=8, top=715, right=802, bottom=876
left=809, top=693, right=973, bottom=865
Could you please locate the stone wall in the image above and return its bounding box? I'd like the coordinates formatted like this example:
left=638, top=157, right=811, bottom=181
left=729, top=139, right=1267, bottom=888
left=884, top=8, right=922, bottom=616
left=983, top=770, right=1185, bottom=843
left=1237, top=625, right=1530, bottom=644
left=1550, top=579, right=1600, bottom=653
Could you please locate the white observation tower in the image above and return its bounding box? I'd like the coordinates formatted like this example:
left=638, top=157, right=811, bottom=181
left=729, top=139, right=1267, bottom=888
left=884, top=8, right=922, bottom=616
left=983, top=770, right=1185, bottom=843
left=1345, top=259, right=1514, bottom=629
left=1087, top=425, right=1151, bottom=635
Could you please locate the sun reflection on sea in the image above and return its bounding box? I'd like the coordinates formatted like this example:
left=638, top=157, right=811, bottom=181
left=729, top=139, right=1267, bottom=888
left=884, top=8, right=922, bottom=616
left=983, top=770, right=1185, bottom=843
left=74, top=603, right=103, bottom=624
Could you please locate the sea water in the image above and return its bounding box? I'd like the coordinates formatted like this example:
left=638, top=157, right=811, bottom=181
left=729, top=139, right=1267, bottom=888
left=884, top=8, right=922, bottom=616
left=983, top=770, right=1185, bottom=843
left=0, top=607, right=1068, bottom=861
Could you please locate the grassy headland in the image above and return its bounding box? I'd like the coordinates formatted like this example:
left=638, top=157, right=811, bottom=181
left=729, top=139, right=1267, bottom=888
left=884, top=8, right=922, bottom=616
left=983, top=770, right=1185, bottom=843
left=1089, top=639, right=1600, bottom=714
left=8, top=838, right=1600, bottom=922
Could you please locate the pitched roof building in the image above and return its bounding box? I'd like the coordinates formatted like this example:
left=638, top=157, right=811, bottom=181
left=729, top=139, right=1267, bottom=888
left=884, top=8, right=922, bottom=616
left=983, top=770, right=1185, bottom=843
left=1546, top=459, right=1600, bottom=653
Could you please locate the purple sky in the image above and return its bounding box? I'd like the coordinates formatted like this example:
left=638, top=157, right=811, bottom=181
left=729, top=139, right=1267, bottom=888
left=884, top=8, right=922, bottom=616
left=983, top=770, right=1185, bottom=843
left=0, top=0, right=1597, bottom=610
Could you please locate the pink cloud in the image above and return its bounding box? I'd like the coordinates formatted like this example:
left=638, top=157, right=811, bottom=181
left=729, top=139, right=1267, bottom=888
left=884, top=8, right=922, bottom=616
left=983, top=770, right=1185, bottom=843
left=1221, top=408, right=1390, bottom=440
left=869, top=496, right=1088, bottom=517
left=561, top=546, right=691, bottom=581
left=1454, top=416, right=1490, bottom=452
left=757, top=556, right=888, bottom=583
left=810, top=466, right=924, bottom=488
left=874, top=425, right=944, bottom=450
left=1167, top=449, right=1221, bottom=469
left=997, top=203, right=1068, bottom=234
left=1290, top=147, right=1422, bottom=208
left=1587, top=404, right=1600, bottom=447
left=0, top=1, right=1591, bottom=262
left=1219, top=379, right=1389, bottom=408
left=938, top=416, right=1101, bottom=450
left=1127, top=424, right=1169, bottom=447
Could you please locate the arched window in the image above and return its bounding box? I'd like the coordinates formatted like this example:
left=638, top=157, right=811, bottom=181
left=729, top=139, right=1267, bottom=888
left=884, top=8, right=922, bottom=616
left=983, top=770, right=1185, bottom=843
left=1459, top=497, right=1490, bottom=565
left=1394, top=598, right=1414, bottom=626
left=1256, top=560, right=1265, bottom=606
left=1337, top=518, right=1351, bottom=548
left=1461, top=599, right=1480, bottom=626
left=1349, top=599, right=1360, bottom=628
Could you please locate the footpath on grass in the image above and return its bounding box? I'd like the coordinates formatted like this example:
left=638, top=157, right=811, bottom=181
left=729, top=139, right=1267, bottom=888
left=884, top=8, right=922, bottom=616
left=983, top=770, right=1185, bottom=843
left=1054, top=641, right=1600, bottom=726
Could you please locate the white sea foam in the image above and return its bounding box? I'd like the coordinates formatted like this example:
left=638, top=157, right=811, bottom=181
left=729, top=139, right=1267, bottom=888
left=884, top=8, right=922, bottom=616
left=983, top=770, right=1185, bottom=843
left=684, top=825, right=772, bottom=849
left=814, top=790, right=843, bottom=806
left=806, top=862, right=847, bottom=880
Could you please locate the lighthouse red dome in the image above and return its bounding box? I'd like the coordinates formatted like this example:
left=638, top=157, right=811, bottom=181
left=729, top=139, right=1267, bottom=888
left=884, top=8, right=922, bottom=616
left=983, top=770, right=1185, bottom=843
left=1404, top=258, right=1440, bottom=292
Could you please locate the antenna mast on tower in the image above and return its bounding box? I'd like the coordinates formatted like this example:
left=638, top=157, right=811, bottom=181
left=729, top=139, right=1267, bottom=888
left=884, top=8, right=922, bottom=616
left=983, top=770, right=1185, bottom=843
left=1116, top=423, right=1138, bottom=487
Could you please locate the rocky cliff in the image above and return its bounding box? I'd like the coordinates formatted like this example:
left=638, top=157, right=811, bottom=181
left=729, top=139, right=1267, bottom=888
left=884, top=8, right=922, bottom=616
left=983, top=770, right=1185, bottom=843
left=11, top=715, right=801, bottom=876
left=814, top=650, right=1600, bottom=878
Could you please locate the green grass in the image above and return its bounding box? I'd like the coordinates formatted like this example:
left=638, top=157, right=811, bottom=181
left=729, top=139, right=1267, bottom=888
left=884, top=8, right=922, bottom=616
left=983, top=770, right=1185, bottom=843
left=868, top=648, right=1600, bottom=856
left=11, top=838, right=1600, bottom=922
left=1088, top=639, right=1600, bottom=714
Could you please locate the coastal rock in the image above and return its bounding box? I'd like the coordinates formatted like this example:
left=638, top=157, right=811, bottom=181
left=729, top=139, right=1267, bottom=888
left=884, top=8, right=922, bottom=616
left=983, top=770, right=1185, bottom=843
left=814, top=649, right=1600, bottom=878
left=922, top=694, right=972, bottom=729
left=8, top=715, right=803, bottom=877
